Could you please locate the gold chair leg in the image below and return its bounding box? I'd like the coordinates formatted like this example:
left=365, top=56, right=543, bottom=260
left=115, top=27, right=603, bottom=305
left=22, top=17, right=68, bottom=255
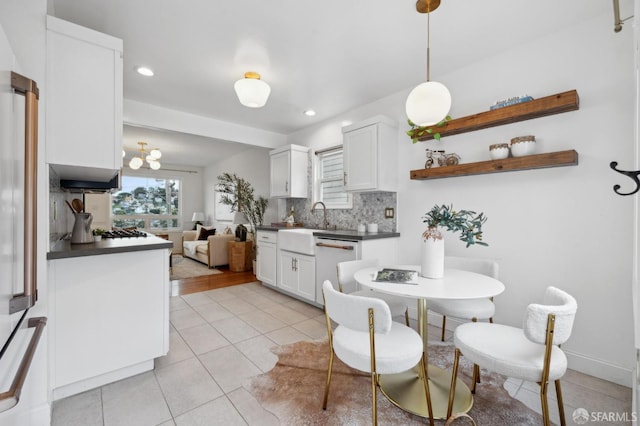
left=419, top=355, right=435, bottom=426
left=322, top=350, right=334, bottom=409
left=447, top=348, right=461, bottom=419
left=540, top=381, right=550, bottom=426
left=371, top=371, right=377, bottom=426
left=405, top=309, right=410, bottom=327
left=471, top=364, right=479, bottom=394
left=440, top=315, right=447, bottom=341
left=555, top=380, right=566, bottom=426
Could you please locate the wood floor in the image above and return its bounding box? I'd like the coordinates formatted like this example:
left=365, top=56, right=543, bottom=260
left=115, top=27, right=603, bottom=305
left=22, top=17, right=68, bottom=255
left=170, top=265, right=257, bottom=296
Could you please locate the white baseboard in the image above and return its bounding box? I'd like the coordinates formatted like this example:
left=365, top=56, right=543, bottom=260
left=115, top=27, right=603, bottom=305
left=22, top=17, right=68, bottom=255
left=408, top=307, right=633, bottom=388
left=52, top=359, right=154, bottom=401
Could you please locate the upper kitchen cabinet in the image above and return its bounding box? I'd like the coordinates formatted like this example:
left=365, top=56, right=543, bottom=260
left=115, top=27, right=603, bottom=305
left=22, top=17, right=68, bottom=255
left=46, top=16, right=123, bottom=181
left=270, top=144, right=309, bottom=198
left=342, top=115, right=397, bottom=192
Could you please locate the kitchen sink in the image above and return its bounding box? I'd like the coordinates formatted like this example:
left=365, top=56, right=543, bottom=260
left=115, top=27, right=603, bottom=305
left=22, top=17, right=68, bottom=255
left=278, top=228, right=316, bottom=255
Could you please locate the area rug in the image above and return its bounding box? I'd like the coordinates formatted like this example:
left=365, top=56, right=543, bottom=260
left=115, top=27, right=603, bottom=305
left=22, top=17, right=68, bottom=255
left=245, top=340, right=543, bottom=425
left=170, top=255, right=223, bottom=280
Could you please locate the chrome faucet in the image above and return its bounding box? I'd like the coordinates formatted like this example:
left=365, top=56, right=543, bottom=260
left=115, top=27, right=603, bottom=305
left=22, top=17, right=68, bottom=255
left=311, top=201, right=329, bottom=230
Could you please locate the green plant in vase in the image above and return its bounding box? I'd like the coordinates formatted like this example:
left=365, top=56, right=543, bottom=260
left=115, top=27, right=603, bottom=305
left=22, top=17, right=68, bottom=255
left=421, top=204, right=487, bottom=279
left=422, top=204, right=488, bottom=247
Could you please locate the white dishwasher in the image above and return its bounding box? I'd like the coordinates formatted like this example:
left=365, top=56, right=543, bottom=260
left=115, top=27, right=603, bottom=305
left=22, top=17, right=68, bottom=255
left=314, top=237, right=359, bottom=304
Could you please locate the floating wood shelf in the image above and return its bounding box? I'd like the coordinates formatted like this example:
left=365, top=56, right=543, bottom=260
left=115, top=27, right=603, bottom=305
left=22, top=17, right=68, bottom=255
left=410, top=150, right=579, bottom=180
left=414, top=90, right=579, bottom=141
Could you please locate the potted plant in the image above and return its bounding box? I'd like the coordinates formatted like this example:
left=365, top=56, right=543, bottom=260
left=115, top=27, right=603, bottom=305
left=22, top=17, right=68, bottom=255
left=92, top=228, right=106, bottom=242
left=421, top=204, right=487, bottom=278
left=217, top=173, right=269, bottom=274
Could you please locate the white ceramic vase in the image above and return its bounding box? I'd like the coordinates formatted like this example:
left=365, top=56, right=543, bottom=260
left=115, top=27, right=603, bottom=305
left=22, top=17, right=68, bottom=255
left=421, top=228, right=444, bottom=279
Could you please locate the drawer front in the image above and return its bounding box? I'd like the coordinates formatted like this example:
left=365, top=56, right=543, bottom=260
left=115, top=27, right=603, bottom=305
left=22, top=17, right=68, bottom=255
left=257, top=231, right=278, bottom=244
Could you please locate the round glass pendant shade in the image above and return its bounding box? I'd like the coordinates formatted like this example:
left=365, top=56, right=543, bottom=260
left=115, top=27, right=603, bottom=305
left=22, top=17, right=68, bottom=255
left=405, top=81, right=452, bottom=127
left=149, top=160, right=161, bottom=170
left=234, top=73, right=271, bottom=108
left=149, top=148, right=162, bottom=159
left=129, top=156, right=143, bottom=170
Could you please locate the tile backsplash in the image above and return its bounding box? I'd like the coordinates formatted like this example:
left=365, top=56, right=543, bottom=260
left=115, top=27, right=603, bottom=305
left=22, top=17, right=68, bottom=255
left=287, top=191, right=397, bottom=232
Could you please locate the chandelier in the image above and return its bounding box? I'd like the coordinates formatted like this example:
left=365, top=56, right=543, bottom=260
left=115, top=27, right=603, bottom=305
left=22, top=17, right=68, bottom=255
left=128, top=141, right=161, bottom=170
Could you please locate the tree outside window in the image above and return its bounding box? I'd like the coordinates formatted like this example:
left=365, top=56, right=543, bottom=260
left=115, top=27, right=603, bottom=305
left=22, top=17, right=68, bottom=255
left=112, top=176, right=181, bottom=229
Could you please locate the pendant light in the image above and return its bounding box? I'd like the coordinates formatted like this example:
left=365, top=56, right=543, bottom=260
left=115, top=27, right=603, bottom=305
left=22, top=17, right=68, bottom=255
left=405, top=0, right=451, bottom=127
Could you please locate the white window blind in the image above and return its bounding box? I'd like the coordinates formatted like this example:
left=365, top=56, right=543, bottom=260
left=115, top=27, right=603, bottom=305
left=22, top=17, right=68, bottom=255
left=316, top=147, right=352, bottom=209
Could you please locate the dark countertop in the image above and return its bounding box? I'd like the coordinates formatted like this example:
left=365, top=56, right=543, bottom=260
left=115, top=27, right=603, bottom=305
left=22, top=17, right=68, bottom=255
left=255, top=225, right=400, bottom=241
left=47, top=234, right=173, bottom=260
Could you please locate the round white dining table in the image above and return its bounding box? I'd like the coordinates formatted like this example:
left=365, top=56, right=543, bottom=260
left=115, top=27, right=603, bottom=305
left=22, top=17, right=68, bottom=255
left=354, top=265, right=505, bottom=420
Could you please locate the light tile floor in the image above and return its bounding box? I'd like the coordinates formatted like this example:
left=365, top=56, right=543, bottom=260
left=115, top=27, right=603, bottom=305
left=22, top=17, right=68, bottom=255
left=52, top=282, right=632, bottom=425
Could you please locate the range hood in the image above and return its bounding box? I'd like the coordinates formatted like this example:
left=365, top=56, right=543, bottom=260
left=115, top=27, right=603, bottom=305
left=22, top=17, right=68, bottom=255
left=60, top=171, right=120, bottom=193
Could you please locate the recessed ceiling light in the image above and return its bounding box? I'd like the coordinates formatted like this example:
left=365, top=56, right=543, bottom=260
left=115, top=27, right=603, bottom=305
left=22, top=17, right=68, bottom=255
left=304, top=109, right=316, bottom=117
left=136, top=66, right=154, bottom=77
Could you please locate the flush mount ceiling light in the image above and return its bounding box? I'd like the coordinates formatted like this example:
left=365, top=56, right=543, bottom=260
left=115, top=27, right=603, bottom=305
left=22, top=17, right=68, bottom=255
left=304, top=109, right=316, bottom=117
left=128, top=141, right=161, bottom=170
left=405, top=0, right=452, bottom=127
left=234, top=71, right=271, bottom=108
left=136, top=66, right=154, bottom=77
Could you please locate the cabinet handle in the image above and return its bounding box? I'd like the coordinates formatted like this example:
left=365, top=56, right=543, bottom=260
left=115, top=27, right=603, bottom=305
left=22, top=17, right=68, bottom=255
left=10, top=72, right=39, bottom=314
left=343, top=172, right=347, bottom=185
left=0, top=316, right=47, bottom=413
left=285, top=181, right=288, bottom=192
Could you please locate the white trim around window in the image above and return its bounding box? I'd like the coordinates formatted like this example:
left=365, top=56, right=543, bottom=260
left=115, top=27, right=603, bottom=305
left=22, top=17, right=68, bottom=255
left=313, top=146, right=352, bottom=209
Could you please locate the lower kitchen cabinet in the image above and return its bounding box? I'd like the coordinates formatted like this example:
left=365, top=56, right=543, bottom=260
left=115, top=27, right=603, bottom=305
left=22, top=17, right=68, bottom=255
left=256, top=230, right=277, bottom=286
left=48, top=249, right=170, bottom=400
left=278, top=250, right=316, bottom=302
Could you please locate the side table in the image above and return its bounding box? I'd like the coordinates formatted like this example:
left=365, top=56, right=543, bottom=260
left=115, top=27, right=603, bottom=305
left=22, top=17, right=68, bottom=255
left=228, top=240, right=253, bottom=272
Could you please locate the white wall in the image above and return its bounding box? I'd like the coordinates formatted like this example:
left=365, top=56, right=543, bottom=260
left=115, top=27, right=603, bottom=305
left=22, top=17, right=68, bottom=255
left=288, top=11, right=635, bottom=386
left=203, top=146, right=277, bottom=230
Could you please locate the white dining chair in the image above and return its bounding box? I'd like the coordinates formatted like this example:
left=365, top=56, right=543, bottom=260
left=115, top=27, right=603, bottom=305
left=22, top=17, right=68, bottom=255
left=446, top=286, right=577, bottom=426
left=321, top=280, right=434, bottom=426
left=337, top=259, right=411, bottom=326
left=427, top=256, right=499, bottom=341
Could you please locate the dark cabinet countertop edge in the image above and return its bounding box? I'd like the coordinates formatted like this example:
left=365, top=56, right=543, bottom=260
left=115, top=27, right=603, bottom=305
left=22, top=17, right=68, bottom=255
left=47, top=237, right=173, bottom=260
left=255, top=225, right=399, bottom=241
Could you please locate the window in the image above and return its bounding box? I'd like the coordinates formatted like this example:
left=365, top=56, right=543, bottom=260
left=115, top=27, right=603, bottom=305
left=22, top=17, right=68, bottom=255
left=315, top=147, right=352, bottom=209
left=112, top=176, right=181, bottom=229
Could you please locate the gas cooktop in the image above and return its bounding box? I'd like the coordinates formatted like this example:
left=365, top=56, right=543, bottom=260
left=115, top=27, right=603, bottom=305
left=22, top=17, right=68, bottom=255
left=102, top=229, right=147, bottom=239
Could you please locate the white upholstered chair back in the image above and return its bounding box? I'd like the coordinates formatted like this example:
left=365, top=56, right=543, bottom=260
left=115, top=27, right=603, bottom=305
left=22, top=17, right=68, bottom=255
left=336, top=258, right=379, bottom=293
left=523, top=286, right=577, bottom=345
left=322, top=280, right=392, bottom=334
left=444, top=256, right=499, bottom=279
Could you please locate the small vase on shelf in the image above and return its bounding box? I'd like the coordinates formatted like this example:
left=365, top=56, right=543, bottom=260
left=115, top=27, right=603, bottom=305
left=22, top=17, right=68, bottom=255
left=421, top=226, right=444, bottom=279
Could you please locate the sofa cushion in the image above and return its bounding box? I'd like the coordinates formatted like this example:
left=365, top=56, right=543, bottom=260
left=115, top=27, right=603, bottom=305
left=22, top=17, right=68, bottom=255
left=198, top=227, right=216, bottom=240
left=183, top=240, right=207, bottom=257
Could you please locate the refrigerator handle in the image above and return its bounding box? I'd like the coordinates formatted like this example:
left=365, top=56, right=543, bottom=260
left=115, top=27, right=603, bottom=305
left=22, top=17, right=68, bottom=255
left=9, top=71, right=39, bottom=314
left=0, top=316, right=47, bottom=412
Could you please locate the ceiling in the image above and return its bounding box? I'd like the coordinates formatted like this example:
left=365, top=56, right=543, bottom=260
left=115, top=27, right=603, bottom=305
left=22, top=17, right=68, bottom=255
left=48, top=0, right=618, bottom=167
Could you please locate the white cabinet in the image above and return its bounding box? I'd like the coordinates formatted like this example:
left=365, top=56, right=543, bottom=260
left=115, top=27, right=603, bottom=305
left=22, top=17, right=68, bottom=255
left=270, top=144, right=309, bottom=198
left=278, top=250, right=316, bottom=302
left=342, top=115, right=397, bottom=192
left=256, top=230, right=277, bottom=287
left=46, top=16, right=123, bottom=181
left=48, top=249, right=170, bottom=400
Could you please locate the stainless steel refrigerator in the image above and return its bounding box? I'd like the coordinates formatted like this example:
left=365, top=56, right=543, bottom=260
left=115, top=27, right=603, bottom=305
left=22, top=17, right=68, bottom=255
left=0, top=45, right=47, bottom=416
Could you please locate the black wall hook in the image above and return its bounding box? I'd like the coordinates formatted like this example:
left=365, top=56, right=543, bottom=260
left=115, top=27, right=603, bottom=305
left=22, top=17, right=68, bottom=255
left=610, top=161, right=640, bottom=196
